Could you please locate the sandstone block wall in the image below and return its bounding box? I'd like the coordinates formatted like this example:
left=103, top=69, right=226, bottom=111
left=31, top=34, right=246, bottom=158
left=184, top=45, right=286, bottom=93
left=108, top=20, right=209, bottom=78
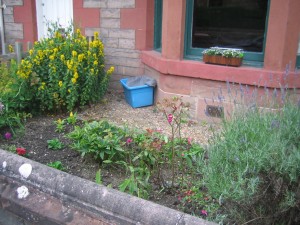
left=3, top=0, right=23, bottom=46
left=84, top=0, right=144, bottom=89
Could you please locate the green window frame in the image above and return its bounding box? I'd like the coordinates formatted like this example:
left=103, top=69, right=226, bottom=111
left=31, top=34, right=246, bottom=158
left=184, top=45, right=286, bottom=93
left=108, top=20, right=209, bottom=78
left=154, top=0, right=163, bottom=51
left=297, top=55, right=300, bottom=69
left=184, top=0, right=270, bottom=67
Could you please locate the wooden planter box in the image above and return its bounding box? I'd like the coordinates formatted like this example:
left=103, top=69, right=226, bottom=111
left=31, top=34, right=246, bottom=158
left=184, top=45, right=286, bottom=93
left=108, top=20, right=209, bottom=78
left=203, top=55, right=243, bottom=67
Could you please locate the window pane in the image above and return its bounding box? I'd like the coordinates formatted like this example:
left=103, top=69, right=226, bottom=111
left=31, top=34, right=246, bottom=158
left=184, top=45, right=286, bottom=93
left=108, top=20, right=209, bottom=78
left=192, top=0, right=268, bottom=52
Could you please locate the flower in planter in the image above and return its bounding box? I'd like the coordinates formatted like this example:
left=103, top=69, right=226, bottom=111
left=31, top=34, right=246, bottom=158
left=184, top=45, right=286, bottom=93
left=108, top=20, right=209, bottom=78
left=16, top=147, right=26, bottom=156
left=202, top=47, right=244, bottom=58
left=4, top=132, right=12, bottom=140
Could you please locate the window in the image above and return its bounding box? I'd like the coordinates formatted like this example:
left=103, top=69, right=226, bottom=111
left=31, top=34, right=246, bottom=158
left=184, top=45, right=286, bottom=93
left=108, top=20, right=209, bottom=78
left=185, top=0, right=270, bottom=67
left=154, top=0, right=163, bottom=51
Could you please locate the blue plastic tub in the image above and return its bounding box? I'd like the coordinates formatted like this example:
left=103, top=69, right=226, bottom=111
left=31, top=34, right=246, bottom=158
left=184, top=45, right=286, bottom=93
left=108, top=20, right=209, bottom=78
left=120, top=78, right=154, bottom=108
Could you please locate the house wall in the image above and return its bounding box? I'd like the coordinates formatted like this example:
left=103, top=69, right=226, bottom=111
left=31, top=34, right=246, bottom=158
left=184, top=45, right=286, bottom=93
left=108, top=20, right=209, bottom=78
left=141, top=0, right=300, bottom=121
left=78, top=0, right=154, bottom=88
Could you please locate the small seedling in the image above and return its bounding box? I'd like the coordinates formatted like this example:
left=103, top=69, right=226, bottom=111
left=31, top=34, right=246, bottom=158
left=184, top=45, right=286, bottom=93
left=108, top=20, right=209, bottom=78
left=55, top=118, right=65, bottom=133
left=47, top=161, right=64, bottom=171
left=47, top=138, right=64, bottom=150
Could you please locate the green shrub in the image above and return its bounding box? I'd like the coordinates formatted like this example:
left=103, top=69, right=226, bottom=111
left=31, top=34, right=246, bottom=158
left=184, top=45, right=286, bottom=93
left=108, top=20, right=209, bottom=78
left=16, top=24, right=114, bottom=113
left=68, top=120, right=125, bottom=161
left=203, top=100, right=300, bottom=224
left=0, top=60, right=30, bottom=133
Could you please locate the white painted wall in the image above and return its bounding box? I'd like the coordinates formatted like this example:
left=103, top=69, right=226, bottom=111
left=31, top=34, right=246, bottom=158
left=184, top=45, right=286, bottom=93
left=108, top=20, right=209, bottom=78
left=36, top=0, right=73, bottom=39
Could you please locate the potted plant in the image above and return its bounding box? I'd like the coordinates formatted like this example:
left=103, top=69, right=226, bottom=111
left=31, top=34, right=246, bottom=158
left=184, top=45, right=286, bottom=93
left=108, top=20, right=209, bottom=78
left=202, top=47, right=244, bottom=67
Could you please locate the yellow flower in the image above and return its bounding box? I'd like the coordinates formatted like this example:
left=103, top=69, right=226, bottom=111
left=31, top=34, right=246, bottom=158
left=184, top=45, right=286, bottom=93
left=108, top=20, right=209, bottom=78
left=107, top=66, right=115, bottom=75
left=49, top=55, right=55, bottom=60
left=49, top=40, right=54, bottom=45
left=93, top=60, right=98, bottom=66
left=53, top=48, right=58, bottom=54
left=38, top=82, right=46, bottom=90
left=60, top=54, right=65, bottom=61
left=70, top=112, right=74, bottom=117
left=58, top=80, right=63, bottom=87
left=74, top=72, right=79, bottom=79
left=29, top=49, right=33, bottom=55
left=55, top=31, right=62, bottom=38
left=68, top=89, right=71, bottom=93
left=78, top=54, right=84, bottom=62
left=71, top=78, right=77, bottom=84
left=72, top=50, right=77, bottom=57
left=94, top=31, right=99, bottom=40
left=8, top=45, right=14, bottom=53
left=76, top=29, right=81, bottom=35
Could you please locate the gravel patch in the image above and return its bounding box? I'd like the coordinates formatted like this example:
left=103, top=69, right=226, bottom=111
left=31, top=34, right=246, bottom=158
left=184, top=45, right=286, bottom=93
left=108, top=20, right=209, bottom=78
left=78, top=90, right=219, bottom=145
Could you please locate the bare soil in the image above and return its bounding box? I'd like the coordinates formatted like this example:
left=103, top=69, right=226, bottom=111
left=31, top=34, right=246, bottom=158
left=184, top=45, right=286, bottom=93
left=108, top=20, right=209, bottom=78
left=0, top=90, right=217, bottom=216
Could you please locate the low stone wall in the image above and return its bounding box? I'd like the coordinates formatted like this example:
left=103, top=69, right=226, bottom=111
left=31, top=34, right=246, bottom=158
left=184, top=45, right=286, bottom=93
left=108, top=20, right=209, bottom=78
left=0, top=149, right=216, bottom=225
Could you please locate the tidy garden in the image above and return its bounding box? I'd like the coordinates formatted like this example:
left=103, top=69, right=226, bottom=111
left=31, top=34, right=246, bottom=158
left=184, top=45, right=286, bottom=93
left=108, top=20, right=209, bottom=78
left=0, top=25, right=299, bottom=225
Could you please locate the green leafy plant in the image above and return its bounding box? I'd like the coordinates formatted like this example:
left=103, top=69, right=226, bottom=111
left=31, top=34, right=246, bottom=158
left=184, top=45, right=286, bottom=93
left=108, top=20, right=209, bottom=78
left=95, top=169, right=102, bottom=185
left=67, top=111, right=77, bottom=125
left=0, top=60, right=31, bottom=134
left=54, top=118, right=66, bottom=133
left=47, top=161, right=64, bottom=171
left=47, top=138, right=64, bottom=150
left=15, top=23, right=114, bottom=113
left=119, top=166, right=151, bottom=199
left=68, top=120, right=125, bottom=161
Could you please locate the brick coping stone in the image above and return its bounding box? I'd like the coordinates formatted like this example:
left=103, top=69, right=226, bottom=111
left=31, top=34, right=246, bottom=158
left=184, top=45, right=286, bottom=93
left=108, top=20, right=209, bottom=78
left=0, top=149, right=216, bottom=225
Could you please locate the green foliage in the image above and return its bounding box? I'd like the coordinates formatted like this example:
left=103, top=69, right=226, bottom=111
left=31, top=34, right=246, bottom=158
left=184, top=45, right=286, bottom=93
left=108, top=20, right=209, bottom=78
left=67, top=112, right=77, bottom=125
left=15, top=23, right=114, bottom=113
left=47, top=161, right=64, bottom=171
left=68, top=120, right=125, bottom=161
left=54, top=118, right=66, bottom=133
left=0, top=61, right=31, bottom=134
left=47, top=138, right=64, bottom=150
left=95, top=169, right=102, bottom=185
left=119, top=166, right=151, bottom=199
left=203, top=101, right=300, bottom=224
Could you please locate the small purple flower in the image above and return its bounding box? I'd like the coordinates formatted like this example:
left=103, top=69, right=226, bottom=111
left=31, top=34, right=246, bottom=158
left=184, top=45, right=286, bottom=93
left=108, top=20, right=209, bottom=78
left=4, top=132, right=12, bottom=140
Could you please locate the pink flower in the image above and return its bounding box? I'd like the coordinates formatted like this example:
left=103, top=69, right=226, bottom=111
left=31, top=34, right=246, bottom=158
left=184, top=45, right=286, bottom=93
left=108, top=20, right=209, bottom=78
left=126, top=138, right=133, bottom=144
left=181, top=153, right=185, bottom=157
left=167, top=114, right=173, bottom=124
left=4, top=132, right=12, bottom=140
left=187, top=137, right=192, bottom=145
left=201, top=209, right=208, bottom=216
left=16, top=147, right=26, bottom=156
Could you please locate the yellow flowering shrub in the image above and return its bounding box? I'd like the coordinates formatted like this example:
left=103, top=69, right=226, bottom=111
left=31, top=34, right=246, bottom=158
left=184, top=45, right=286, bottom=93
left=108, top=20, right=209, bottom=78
left=17, top=25, right=114, bottom=112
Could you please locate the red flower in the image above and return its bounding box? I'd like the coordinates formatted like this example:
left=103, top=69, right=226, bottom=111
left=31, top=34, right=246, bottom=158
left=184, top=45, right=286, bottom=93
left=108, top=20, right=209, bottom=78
left=167, top=114, right=173, bottom=124
left=187, top=137, right=192, bottom=145
left=16, top=148, right=26, bottom=156
left=201, top=209, right=208, bottom=216
left=126, top=138, right=133, bottom=144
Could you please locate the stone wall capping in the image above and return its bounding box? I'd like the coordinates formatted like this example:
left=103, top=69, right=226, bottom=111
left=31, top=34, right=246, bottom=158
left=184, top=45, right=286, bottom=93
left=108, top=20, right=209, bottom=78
left=0, top=149, right=216, bottom=225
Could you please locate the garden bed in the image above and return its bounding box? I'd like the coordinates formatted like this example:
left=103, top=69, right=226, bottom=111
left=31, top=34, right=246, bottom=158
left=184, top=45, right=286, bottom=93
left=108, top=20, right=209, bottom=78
left=0, top=90, right=217, bottom=220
